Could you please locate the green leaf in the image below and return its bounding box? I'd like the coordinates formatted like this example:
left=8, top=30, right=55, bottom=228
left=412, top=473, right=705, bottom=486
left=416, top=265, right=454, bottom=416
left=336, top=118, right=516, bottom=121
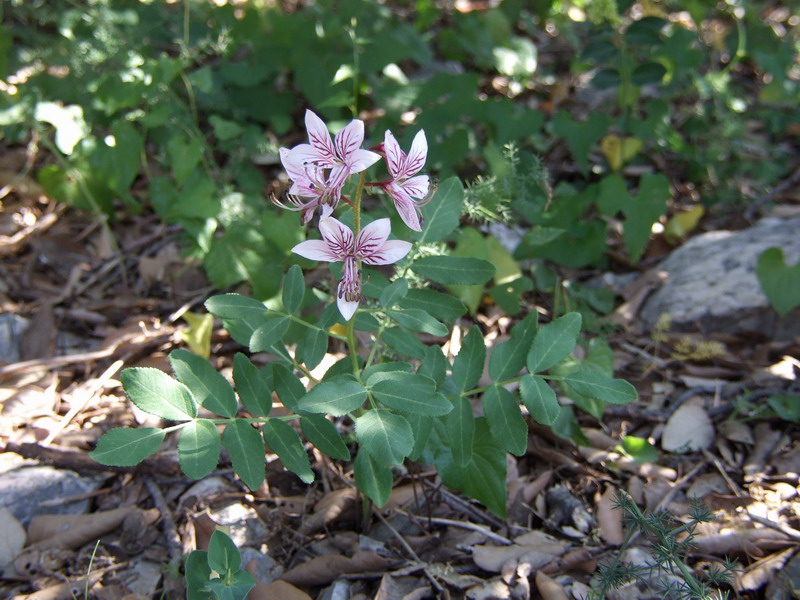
left=489, top=276, right=534, bottom=315
left=552, top=110, right=610, bottom=175
left=452, top=325, right=486, bottom=393
left=179, top=419, right=221, bottom=479
left=386, top=308, right=448, bottom=337
left=417, top=345, right=448, bottom=389
left=382, top=327, right=427, bottom=359
left=354, top=448, right=392, bottom=507
left=520, top=374, right=560, bottom=425
left=757, top=247, right=800, bottom=317
left=179, top=312, right=214, bottom=359
left=489, top=311, right=538, bottom=381
left=263, top=419, right=314, bottom=483
left=206, top=571, right=256, bottom=600
left=296, top=327, right=328, bottom=370
left=399, top=288, right=467, bottom=321
left=407, top=412, right=434, bottom=461
left=411, top=256, right=495, bottom=285
left=446, top=396, right=474, bottom=467
left=369, top=371, right=452, bottom=416
left=282, top=265, right=305, bottom=314
left=418, top=176, right=464, bottom=243
left=205, top=294, right=268, bottom=320
left=362, top=362, right=413, bottom=383
left=767, top=394, right=800, bottom=423
left=170, top=349, right=237, bottom=418
left=185, top=550, right=213, bottom=600
left=222, top=420, right=265, bottom=491
left=527, top=312, right=582, bottom=373
left=356, top=409, right=413, bottom=466
left=250, top=316, right=290, bottom=352
left=300, top=415, right=350, bottom=460
left=483, top=385, right=527, bottom=456
left=619, top=436, right=659, bottom=463
left=631, top=62, right=667, bottom=85
left=562, top=368, right=637, bottom=405
left=233, top=353, right=272, bottom=416
left=121, top=367, right=197, bottom=421
left=297, top=377, right=367, bottom=416
left=167, top=135, right=202, bottom=186
left=271, top=363, right=306, bottom=412
left=207, top=530, right=241, bottom=574
left=89, top=427, right=165, bottom=467
left=380, top=278, right=408, bottom=308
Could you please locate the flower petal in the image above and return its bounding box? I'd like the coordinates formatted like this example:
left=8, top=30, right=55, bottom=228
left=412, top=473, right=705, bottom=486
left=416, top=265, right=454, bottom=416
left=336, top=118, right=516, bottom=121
left=400, top=130, right=427, bottom=179
left=348, top=148, right=381, bottom=173
left=318, top=217, right=353, bottom=257
left=280, top=147, right=308, bottom=182
left=354, top=218, right=391, bottom=258
left=292, top=239, right=339, bottom=262
left=294, top=110, right=337, bottom=166
left=337, top=284, right=359, bottom=321
left=387, top=183, right=422, bottom=231
left=289, top=143, right=336, bottom=169
left=334, top=119, right=365, bottom=164
left=399, top=174, right=430, bottom=200
left=383, top=130, right=405, bottom=179
left=362, top=240, right=412, bottom=265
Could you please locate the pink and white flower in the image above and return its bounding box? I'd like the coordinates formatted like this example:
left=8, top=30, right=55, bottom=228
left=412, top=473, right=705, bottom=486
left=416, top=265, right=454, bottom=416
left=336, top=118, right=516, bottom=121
left=274, top=148, right=344, bottom=224
left=292, top=217, right=411, bottom=320
left=381, top=130, right=431, bottom=232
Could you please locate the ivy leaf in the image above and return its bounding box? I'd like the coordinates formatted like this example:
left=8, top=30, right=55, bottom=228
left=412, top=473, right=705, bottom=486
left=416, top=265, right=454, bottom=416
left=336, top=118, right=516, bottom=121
left=233, top=353, right=272, bottom=417
left=222, top=420, right=265, bottom=491
left=452, top=325, right=486, bottom=394
left=520, top=374, right=560, bottom=425
left=170, top=349, right=237, bottom=418
left=89, top=427, right=165, bottom=467
left=300, top=415, right=350, bottom=460
left=263, top=419, right=314, bottom=483
left=121, top=367, right=197, bottom=421
left=354, top=448, right=392, bottom=507
left=527, top=312, right=582, bottom=373
left=179, top=419, right=221, bottom=479
left=489, top=311, right=538, bottom=381
left=297, top=377, right=367, bottom=416
left=483, top=385, right=527, bottom=456
left=356, top=409, right=414, bottom=466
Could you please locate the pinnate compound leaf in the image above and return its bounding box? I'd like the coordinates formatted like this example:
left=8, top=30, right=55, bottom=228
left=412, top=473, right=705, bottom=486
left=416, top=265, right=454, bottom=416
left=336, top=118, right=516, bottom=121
left=527, top=312, right=582, bottom=373
left=207, top=530, right=241, bottom=574
left=222, top=420, right=265, bottom=491
left=354, top=448, right=392, bottom=507
left=90, top=427, right=165, bottom=466
left=380, top=278, right=408, bottom=308
left=300, top=415, right=350, bottom=460
left=489, top=311, right=538, bottom=381
left=520, top=374, right=560, bottom=425
left=446, top=396, right=475, bottom=467
left=452, top=325, right=486, bottom=393
left=296, top=327, right=328, bottom=370
left=382, top=327, right=427, bottom=359
left=250, top=316, right=290, bottom=353
left=282, top=265, right=305, bottom=314
left=233, top=353, right=272, bottom=416
left=121, top=367, right=197, bottom=420
left=272, top=363, right=306, bottom=412
left=562, top=368, right=637, bottom=405
left=369, top=371, right=452, bottom=416
left=386, top=308, right=448, bottom=337
left=411, top=256, right=495, bottom=285
left=417, top=345, right=448, bottom=389
left=483, top=385, right=527, bottom=456
left=170, top=349, right=237, bottom=418
left=263, top=419, right=314, bottom=483
left=356, top=409, right=414, bottom=466
left=179, top=419, right=221, bottom=479
left=297, top=377, right=367, bottom=416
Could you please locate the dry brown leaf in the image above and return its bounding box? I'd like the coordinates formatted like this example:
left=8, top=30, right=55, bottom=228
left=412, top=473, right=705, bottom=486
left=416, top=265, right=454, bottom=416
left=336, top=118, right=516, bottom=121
left=25, top=506, right=135, bottom=549
left=0, top=506, right=26, bottom=568
left=11, top=573, right=102, bottom=600
left=693, top=526, right=792, bottom=556
left=465, top=579, right=511, bottom=599
left=300, top=488, right=358, bottom=535
left=472, top=542, right=562, bottom=573
left=596, top=485, right=623, bottom=545
left=279, top=551, right=391, bottom=587
left=523, top=470, right=552, bottom=504
left=534, top=570, right=570, bottom=600
left=661, top=399, right=714, bottom=452
left=374, top=574, right=430, bottom=600
left=736, top=547, right=795, bottom=591
left=248, top=579, right=313, bottom=600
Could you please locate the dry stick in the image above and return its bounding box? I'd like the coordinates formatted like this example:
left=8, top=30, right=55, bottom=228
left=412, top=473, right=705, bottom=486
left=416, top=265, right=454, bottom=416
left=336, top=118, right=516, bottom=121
left=745, top=511, right=800, bottom=543
left=399, top=513, right=512, bottom=546
left=144, top=476, right=185, bottom=597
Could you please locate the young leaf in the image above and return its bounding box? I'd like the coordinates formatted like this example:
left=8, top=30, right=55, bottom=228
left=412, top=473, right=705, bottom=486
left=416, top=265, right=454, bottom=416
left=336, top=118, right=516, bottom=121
left=179, top=312, right=214, bottom=359
left=446, top=396, right=475, bottom=467
left=356, top=409, right=414, bottom=466
left=382, top=327, right=427, bottom=359
left=271, top=363, right=306, bottom=412
left=296, top=327, right=328, bottom=370
left=520, top=374, right=561, bottom=425
left=249, top=316, right=290, bottom=352
left=483, top=385, right=527, bottom=456
left=263, top=419, right=314, bottom=483
left=300, top=415, right=350, bottom=460
left=170, top=349, right=237, bottom=418
left=527, top=312, right=582, bottom=373
left=452, top=325, right=486, bottom=393
left=90, top=427, right=166, bottom=467
left=233, top=353, right=272, bottom=416
left=282, top=265, right=305, bottom=314
left=757, top=247, right=800, bottom=317
left=297, top=377, right=367, bottom=416
left=206, top=571, right=256, bottom=600
left=179, top=419, right=221, bottom=480
left=411, top=256, right=495, bottom=285
left=222, top=420, right=265, bottom=491
left=417, top=345, right=448, bottom=389
left=207, top=529, right=241, bottom=574
left=386, top=308, right=448, bottom=337
left=380, top=278, right=409, bottom=308
left=489, top=311, right=538, bottom=381
left=354, top=448, right=392, bottom=507
left=368, top=371, right=452, bottom=416
left=184, top=550, right=212, bottom=600
left=121, top=367, right=197, bottom=421
left=562, top=368, right=637, bottom=405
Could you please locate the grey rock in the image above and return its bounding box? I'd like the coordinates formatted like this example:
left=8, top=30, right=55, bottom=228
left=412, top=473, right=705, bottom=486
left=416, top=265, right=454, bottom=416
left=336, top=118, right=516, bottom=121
left=0, top=465, right=102, bottom=526
left=640, top=217, right=800, bottom=338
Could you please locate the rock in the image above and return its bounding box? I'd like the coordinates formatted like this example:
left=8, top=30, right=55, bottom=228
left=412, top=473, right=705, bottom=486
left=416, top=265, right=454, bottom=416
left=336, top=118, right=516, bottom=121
left=641, top=217, right=800, bottom=338
left=0, top=465, right=101, bottom=526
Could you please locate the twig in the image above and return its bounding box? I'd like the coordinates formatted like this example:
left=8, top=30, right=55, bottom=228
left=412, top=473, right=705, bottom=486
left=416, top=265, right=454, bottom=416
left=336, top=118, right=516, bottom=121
left=144, top=476, right=185, bottom=597
left=746, top=511, right=800, bottom=543
left=400, top=513, right=512, bottom=546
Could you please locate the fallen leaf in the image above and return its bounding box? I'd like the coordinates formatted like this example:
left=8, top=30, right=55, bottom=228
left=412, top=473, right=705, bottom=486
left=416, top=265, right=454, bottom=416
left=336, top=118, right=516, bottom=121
left=249, top=579, right=313, bottom=600
left=661, top=399, right=714, bottom=452
left=600, top=135, right=642, bottom=171
left=279, top=551, right=391, bottom=587
left=25, top=506, right=135, bottom=549
left=596, top=485, right=623, bottom=545
left=535, top=570, right=570, bottom=600
left=300, top=488, right=358, bottom=535
left=0, top=507, right=26, bottom=567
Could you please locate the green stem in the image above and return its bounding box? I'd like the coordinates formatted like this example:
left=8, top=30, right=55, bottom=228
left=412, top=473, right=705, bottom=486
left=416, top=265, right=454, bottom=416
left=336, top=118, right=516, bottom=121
left=345, top=171, right=367, bottom=378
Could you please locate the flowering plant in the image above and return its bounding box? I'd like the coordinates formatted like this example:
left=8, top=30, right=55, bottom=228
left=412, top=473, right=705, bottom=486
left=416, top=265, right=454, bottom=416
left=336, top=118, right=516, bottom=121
left=91, top=109, right=636, bottom=528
